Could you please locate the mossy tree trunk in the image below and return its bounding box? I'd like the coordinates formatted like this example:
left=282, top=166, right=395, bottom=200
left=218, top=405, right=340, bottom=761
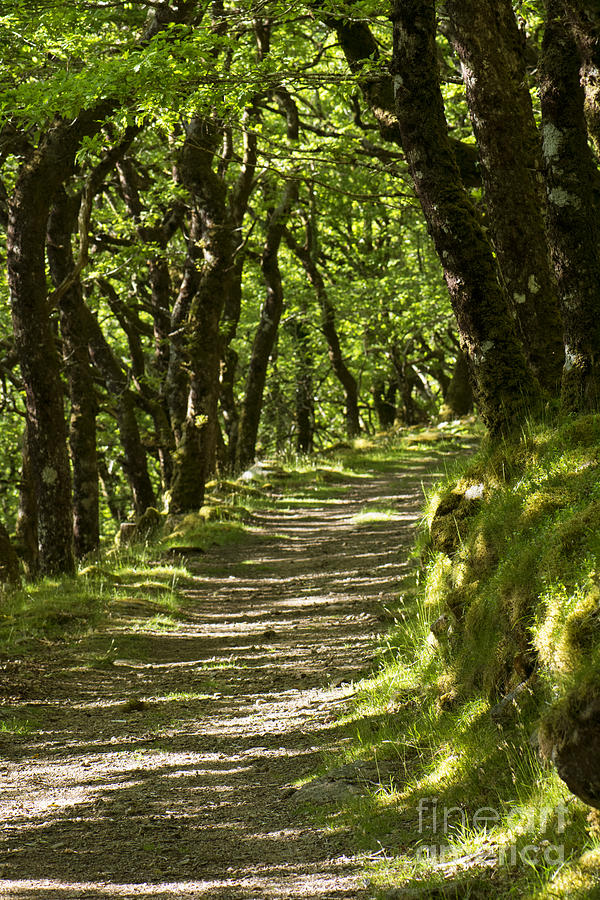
left=390, top=0, right=540, bottom=436
left=47, top=189, right=100, bottom=559
left=372, top=377, right=397, bottom=430
left=445, top=349, right=474, bottom=417
left=116, top=157, right=185, bottom=490
left=321, top=5, right=480, bottom=187
left=445, top=0, right=564, bottom=395
left=219, top=114, right=258, bottom=470
left=562, top=0, right=600, bottom=155
left=15, top=423, right=39, bottom=576
left=236, top=180, right=298, bottom=471
left=0, top=522, right=20, bottom=584
left=539, top=0, right=600, bottom=410
left=6, top=111, right=110, bottom=575
left=169, top=117, right=234, bottom=512
left=84, top=306, right=157, bottom=516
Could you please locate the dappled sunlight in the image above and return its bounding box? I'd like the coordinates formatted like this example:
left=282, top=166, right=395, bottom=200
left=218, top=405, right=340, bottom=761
left=0, top=459, right=449, bottom=898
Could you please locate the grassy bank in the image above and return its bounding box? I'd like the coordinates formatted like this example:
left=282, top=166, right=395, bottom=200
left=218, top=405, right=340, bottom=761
left=323, top=416, right=600, bottom=899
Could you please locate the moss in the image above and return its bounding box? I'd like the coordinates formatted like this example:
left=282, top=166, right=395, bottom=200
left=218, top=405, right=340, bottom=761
left=545, top=501, right=600, bottom=575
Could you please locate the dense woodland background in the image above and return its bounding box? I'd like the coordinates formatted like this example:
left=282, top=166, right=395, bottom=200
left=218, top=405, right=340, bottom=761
left=0, top=0, right=599, bottom=576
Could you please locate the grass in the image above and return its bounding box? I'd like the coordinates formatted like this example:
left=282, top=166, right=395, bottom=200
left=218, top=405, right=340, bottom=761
left=351, top=506, right=406, bottom=525
left=306, top=415, right=600, bottom=898
left=14, top=419, right=596, bottom=895
left=0, top=716, right=35, bottom=735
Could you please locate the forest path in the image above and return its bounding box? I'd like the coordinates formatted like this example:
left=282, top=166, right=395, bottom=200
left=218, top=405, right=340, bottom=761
left=0, top=447, right=457, bottom=900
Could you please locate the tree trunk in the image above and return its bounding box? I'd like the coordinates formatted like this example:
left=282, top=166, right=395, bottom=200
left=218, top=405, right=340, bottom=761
left=445, top=348, right=474, bottom=417
left=563, top=0, right=600, bottom=155
left=390, top=0, right=540, bottom=436
left=445, top=0, right=564, bottom=394
left=321, top=5, right=481, bottom=187
left=372, top=377, right=397, bottom=430
left=98, top=455, right=126, bottom=524
left=115, top=158, right=184, bottom=489
left=285, top=230, right=361, bottom=437
left=47, top=189, right=100, bottom=558
left=15, top=423, right=39, bottom=577
left=286, top=316, right=315, bottom=454
left=169, top=117, right=234, bottom=512
left=84, top=307, right=157, bottom=516
left=219, top=116, right=259, bottom=469
left=539, top=0, right=600, bottom=409
left=236, top=181, right=298, bottom=470
left=0, top=522, right=20, bottom=584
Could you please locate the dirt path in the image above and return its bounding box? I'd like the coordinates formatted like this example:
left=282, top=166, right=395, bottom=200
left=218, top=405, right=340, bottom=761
left=0, top=451, right=453, bottom=900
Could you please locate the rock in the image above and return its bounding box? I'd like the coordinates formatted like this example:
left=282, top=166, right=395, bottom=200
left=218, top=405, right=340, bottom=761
left=290, top=778, right=361, bottom=805
left=490, top=678, right=535, bottom=725
left=116, top=508, right=163, bottom=547
left=288, top=759, right=396, bottom=805
left=429, top=487, right=484, bottom=555
left=120, top=697, right=147, bottom=713
left=135, top=507, right=163, bottom=537
left=540, top=698, right=600, bottom=808
left=116, top=522, right=137, bottom=547
left=430, top=614, right=451, bottom=639
left=438, top=690, right=458, bottom=711
left=464, top=482, right=484, bottom=501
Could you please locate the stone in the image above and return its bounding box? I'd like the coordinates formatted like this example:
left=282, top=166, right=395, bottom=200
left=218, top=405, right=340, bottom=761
left=540, top=699, right=600, bottom=809
left=490, top=679, right=535, bottom=725
left=116, top=508, right=163, bottom=547
left=429, top=487, right=484, bottom=555
left=288, top=759, right=396, bottom=805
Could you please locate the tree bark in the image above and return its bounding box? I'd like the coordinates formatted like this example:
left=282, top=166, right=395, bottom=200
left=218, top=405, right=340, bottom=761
left=47, top=189, right=100, bottom=558
left=321, top=5, right=481, bottom=187
left=116, top=157, right=185, bottom=488
left=372, top=377, right=397, bottom=429
left=285, top=228, right=361, bottom=438
left=219, top=115, right=258, bottom=469
left=15, top=423, right=39, bottom=577
left=390, top=0, right=540, bottom=436
left=169, top=117, right=234, bottom=512
left=445, top=348, right=474, bottom=417
left=236, top=180, right=298, bottom=471
left=539, top=0, right=600, bottom=409
left=286, top=316, right=315, bottom=454
left=563, top=0, right=600, bottom=155
left=84, top=307, right=157, bottom=516
left=7, top=111, right=109, bottom=574
left=445, top=0, right=564, bottom=394
left=0, top=521, right=20, bottom=584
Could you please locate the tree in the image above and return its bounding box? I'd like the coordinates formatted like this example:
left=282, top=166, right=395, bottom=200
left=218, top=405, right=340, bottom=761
left=539, top=0, right=600, bottom=409
left=236, top=179, right=298, bottom=470
left=443, top=0, right=564, bottom=393
left=390, top=0, right=540, bottom=435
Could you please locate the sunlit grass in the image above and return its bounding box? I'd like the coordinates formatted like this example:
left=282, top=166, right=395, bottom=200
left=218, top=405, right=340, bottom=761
left=351, top=506, right=404, bottom=525
left=0, top=716, right=35, bottom=735
left=287, top=415, right=600, bottom=898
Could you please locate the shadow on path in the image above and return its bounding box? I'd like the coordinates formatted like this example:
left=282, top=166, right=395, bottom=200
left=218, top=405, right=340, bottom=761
left=0, top=453, right=453, bottom=899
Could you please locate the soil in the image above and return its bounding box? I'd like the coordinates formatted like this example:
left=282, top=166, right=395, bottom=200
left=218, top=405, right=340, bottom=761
left=0, top=450, right=453, bottom=900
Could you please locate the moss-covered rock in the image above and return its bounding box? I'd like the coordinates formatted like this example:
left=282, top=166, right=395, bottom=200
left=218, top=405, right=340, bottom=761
left=540, top=683, right=600, bottom=808
left=429, top=486, right=484, bottom=555
left=117, top=507, right=164, bottom=547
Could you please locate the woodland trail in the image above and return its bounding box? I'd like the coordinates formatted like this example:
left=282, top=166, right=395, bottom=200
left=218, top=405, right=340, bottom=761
left=0, top=449, right=455, bottom=900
